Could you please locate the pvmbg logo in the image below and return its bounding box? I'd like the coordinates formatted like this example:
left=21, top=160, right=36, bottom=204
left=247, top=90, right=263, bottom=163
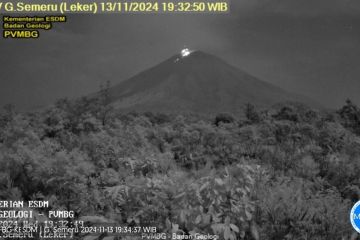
left=350, top=201, right=360, bottom=233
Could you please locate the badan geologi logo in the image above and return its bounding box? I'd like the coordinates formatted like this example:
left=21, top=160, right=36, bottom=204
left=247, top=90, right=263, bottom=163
left=350, top=201, right=360, bottom=233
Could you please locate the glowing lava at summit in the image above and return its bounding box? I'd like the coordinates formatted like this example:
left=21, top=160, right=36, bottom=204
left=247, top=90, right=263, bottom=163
left=174, top=48, right=194, bottom=63
left=180, top=48, right=192, bottom=57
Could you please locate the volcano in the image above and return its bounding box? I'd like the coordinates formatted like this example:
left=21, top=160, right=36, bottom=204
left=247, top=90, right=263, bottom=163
left=107, top=50, right=314, bottom=113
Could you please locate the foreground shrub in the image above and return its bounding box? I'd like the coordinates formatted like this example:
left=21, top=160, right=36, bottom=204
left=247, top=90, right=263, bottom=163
left=256, top=177, right=352, bottom=240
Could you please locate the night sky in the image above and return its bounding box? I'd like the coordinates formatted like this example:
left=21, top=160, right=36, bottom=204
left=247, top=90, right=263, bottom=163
left=1, top=0, right=360, bottom=110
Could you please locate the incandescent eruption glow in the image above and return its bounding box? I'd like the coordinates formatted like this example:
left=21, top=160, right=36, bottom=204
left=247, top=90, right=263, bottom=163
left=181, top=48, right=192, bottom=57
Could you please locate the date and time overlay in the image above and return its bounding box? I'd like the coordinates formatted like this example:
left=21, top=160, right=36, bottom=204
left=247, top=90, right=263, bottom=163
left=0, top=200, right=219, bottom=239
left=0, top=0, right=229, bottom=39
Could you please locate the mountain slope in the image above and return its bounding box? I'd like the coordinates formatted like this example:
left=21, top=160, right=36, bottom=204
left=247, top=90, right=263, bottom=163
left=107, top=51, right=315, bottom=113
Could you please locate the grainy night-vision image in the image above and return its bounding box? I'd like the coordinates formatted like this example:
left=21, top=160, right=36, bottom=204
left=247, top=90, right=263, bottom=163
left=1, top=0, right=360, bottom=239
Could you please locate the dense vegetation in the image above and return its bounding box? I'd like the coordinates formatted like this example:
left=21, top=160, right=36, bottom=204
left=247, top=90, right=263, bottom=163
left=1, top=93, right=360, bottom=240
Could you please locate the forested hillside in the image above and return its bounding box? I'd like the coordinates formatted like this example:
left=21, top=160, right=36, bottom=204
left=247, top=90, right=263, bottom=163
left=1, top=94, right=360, bottom=240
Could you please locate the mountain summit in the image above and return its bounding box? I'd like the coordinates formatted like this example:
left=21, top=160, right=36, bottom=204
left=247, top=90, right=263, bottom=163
left=107, top=50, right=313, bottom=113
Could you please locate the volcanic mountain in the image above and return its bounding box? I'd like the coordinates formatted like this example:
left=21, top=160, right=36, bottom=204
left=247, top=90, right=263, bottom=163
left=107, top=50, right=314, bottom=113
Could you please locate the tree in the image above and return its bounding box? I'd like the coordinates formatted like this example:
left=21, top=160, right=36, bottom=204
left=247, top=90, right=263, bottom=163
left=338, top=99, right=360, bottom=135
left=244, top=103, right=260, bottom=123
left=0, top=104, right=15, bottom=126
left=214, top=113, right=235, bottom=126
left=273, top=106, right=299, bottom=122
left=98, top=80, right=114, bottom=126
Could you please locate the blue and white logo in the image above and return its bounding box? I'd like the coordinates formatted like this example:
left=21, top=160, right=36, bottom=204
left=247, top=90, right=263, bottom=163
left=350, top=201, right=360, bottom=233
